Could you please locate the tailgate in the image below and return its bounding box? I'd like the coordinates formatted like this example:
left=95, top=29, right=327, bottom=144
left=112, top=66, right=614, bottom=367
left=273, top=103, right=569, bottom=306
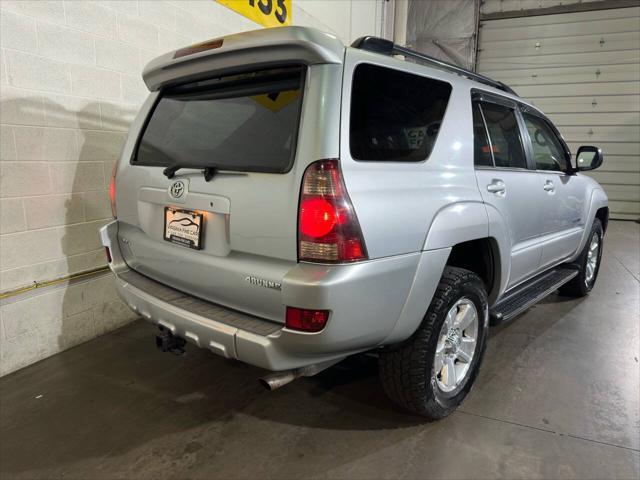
left=114, top=61, right=343, bottom=323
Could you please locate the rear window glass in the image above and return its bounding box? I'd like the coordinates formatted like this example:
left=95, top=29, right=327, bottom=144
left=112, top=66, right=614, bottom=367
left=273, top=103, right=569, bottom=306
left=133, top=67, right=304, bottom=173
left=350, top=63, right=452, bottom=162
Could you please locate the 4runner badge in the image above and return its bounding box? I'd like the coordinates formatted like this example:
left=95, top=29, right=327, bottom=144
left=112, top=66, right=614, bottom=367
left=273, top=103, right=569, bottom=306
left=245, top=276, right=282, bottom=291
left=169, top=180, right=185, bottom=199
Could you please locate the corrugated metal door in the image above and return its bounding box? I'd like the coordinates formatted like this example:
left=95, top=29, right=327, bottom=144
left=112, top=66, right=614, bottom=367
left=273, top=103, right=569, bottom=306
left=477, top=6, right=640, bottom=220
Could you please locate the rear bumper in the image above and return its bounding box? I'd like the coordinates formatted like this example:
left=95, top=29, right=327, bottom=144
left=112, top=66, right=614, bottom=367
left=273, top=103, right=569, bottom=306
left=112, top=268, right=349, bottom=370
left=100, top=220, right=436, bottom=371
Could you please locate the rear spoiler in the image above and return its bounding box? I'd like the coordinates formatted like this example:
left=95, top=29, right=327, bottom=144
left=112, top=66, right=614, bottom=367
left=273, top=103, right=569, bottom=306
left=143, top=26, right=344, bottom=91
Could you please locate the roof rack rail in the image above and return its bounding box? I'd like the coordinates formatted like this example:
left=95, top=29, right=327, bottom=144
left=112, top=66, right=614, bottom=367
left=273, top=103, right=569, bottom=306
left=351, top=36, right=518, bottom=97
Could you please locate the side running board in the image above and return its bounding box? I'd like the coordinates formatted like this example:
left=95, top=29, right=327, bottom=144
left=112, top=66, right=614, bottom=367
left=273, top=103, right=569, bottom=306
left=490, top=267, right=579, bottom=325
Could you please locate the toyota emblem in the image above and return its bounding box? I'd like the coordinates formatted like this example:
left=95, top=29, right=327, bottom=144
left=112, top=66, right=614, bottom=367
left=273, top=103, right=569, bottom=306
left=169, top=180, right=185, bottom=199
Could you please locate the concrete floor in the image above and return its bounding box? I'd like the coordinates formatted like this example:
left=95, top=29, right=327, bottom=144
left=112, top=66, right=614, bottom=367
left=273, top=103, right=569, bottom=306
left=1, top=221, right=638, bottom=480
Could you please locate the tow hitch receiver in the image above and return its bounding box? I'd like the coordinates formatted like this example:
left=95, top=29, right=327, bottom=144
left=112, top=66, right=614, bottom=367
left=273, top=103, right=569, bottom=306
left=155, top=326, right=186, bottom=355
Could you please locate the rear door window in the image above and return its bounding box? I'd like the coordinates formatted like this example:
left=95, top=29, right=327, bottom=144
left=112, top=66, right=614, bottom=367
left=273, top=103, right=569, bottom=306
left=133, top=67, right=304, bottom=173
left=479, top=103, right=527, bottom=169
left=350, top=64, right=452, bottom=162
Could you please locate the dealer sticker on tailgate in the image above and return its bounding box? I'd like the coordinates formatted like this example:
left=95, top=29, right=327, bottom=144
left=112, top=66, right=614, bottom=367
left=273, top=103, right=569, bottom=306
left=164, top=207, right=203, bottom=250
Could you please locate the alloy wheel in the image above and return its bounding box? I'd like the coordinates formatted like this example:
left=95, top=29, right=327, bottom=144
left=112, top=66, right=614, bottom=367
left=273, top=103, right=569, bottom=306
left=434, top=298, right=479, bottom=393
left=585, top=232, right=600, bottom=286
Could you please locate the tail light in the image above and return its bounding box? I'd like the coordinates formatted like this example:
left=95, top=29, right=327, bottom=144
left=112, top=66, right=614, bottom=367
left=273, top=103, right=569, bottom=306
left=109, top=162, right=117, bottom=218
left=105, top=246, right=112, bottom=264
left=285, top=307, right=329, bottom=332
left=298, top=160, right=367, bottom=263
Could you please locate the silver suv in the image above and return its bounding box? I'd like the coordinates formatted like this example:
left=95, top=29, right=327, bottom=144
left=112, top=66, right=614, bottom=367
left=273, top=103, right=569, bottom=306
left=100, top=27, right=609, bottom=419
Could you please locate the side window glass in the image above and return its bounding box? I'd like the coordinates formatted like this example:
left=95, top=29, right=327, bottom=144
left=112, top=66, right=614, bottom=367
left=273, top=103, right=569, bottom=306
left=350, top=64, right=452, bottom=162
left=473, top=103, right=493, bottom=167
left=523, top=113, right=569, bottom=173
left=480, top=103, right=527, bottom=169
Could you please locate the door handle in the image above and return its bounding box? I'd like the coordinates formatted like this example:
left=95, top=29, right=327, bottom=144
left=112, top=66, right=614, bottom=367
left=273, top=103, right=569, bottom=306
left=487, top=180, right=506, bottom=195
left=543, top=181, right=555, bottom=193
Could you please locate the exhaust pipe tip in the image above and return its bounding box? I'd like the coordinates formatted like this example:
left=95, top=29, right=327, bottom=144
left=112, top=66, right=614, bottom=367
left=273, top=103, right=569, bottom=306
left=258, top=377, right=274, bottom=391
left=259, top=371, right=298, bottom=391
left=259, top=359, right=345, bottom=392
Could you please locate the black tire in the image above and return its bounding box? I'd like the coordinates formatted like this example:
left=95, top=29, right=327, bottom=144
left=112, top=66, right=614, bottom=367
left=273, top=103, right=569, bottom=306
left=378, top=267, right=488, bottom=419
left=559, top=218, right=603, bottom=297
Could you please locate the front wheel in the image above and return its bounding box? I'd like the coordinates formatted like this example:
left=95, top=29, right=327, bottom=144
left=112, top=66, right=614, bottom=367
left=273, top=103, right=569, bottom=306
left=559, top=218, right=603, bottom=297
left=378, top=267, right=488, bottom=419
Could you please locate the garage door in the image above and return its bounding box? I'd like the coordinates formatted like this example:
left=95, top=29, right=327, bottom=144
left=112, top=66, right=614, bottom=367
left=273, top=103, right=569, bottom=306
left=477, top=6, right=640, bottom=220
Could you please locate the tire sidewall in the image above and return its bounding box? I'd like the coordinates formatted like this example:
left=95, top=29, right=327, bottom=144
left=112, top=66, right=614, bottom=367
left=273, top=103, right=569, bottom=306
left=425, top=277, right=488, bottom=412
left=582, top=219, right=604, bottom=293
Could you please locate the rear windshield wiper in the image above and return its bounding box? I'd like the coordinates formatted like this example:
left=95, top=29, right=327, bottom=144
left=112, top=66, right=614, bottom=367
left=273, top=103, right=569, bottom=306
left=163, top=165, right=217, bottom=182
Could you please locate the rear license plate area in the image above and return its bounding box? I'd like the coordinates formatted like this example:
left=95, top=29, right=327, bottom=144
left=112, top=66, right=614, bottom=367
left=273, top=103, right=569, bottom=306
left=164, top=207, right=203, bottom=250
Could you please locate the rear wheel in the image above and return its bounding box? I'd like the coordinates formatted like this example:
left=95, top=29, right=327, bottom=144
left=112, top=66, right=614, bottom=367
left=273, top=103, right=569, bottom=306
left=378, top=267, right=488, bottom=419
left=559, top=218, right=603, bottom=297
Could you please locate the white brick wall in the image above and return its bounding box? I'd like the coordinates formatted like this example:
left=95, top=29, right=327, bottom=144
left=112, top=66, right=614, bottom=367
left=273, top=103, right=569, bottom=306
left=0, top=0, right=382, bottom=376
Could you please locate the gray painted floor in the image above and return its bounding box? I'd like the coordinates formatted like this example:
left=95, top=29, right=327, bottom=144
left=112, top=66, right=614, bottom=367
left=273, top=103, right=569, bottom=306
left=1, top=221, right=638, bottom=480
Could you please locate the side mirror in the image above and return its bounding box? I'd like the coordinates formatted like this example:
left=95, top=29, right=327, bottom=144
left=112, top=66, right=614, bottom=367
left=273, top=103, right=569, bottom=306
left=575, top=146, right=603, bottom=171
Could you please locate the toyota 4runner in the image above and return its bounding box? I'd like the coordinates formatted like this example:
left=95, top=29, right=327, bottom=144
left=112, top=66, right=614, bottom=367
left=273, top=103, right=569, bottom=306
left=100, top=27, right=609, bottom=419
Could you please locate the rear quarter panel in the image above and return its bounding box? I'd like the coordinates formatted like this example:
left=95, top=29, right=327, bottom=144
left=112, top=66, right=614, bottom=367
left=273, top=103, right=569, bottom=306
left=339, top=49, right=484, bottom=259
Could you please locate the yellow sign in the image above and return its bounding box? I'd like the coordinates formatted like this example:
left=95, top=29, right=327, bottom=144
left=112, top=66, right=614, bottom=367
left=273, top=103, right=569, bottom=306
left=251, top=90, right=299, bottom=112
left=217, top=0, right=291, bottom=27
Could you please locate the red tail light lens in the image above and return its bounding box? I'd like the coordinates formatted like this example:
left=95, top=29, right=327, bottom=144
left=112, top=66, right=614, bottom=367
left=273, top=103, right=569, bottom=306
left=285, top=307, right=329, bottom=332
left=298, top=160, right=367, bottom=263
left=300, top=198, right=337, bottom=238
left=109, top=162, right=117, bottom=218
left=105, top=246, right=112, bottom=263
